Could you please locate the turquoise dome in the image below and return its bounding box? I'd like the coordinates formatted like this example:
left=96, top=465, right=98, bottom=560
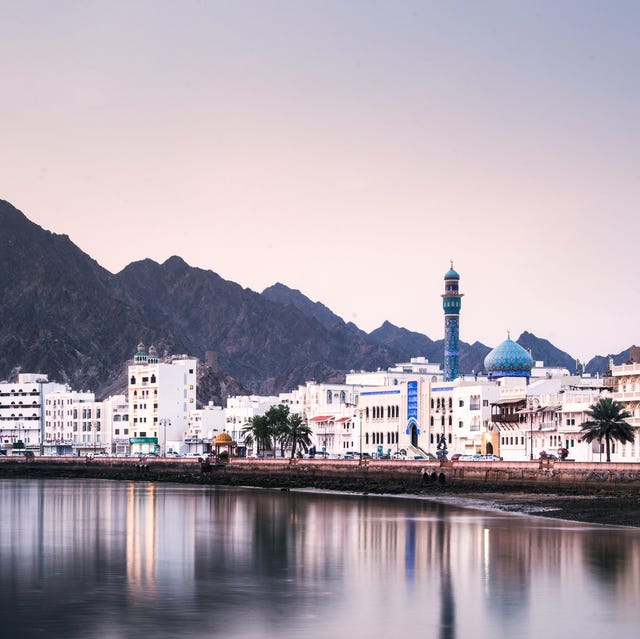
left=444, top=267, right=460, bottom=280
left=484, top=339, right=533, bottom=380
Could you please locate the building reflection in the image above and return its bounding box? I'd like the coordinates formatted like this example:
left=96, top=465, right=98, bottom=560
left=1, top=481, right=640, bottom=639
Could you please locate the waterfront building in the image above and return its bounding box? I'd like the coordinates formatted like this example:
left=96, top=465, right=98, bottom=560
left=103, top=395, right=129, bottom=456
left=357, top=379, right=430, bottom=457
left=43, top=387, right=99, bottom=456
left=427, top=379, right=500, bottom=457
left=185, top=402, right=225, bottom=455
left=442, top=263, right=463, bottom=382
left=278, top=381, right=360, bottom=455
left=491, top=375, right=617, bottom=462
left=128, top=343, right=197, bottom=455
left=225, top=394, right=280, bottom=455
left=0, top=374, right=66, bottom=455
left=610, top=356, right=640, bottom=460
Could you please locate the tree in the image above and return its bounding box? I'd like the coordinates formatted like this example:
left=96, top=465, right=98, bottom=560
left=579, top=397, right=635, bottom=462
left=264, top=404, right=291, bottom=457
left=283, top=414, right=313, bottom=459
left=241, top=415, right=273, bottom=457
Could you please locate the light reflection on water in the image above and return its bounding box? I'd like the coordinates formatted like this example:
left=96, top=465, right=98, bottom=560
left=0, top=479, right=639, bottom=639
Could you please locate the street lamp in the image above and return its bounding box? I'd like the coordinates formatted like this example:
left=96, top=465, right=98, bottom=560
left=528, top=400, right=536, bottom=461
left=37, top=378, right=47, bottom=456
left=159, top=418, right=171, bottom=456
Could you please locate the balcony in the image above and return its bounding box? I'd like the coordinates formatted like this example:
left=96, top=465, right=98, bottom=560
left=491, top=413, right=519, bottom=423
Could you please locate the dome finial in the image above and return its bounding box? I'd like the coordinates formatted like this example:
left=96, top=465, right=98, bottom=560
left=450, top=259, right=454, bottom=269
left=507, top=329, right=511, bottom=340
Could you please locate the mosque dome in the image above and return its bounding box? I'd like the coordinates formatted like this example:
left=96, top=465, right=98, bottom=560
left=484, top=338, right=534, bottom=380
left=444, top=266, right=460, bottom=280
left=214, top=432, right=233, bottom=445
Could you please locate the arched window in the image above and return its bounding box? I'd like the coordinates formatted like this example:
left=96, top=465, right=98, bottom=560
left=130, top=376, right=136, bottom=385
left=150, top=374, right=156, bottom=384
left=327, top=390, right=333, bottom=404
left=340, top=390, right=346, bottom=403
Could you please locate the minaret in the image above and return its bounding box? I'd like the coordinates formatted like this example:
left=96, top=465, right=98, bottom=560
left=442, top=262, right=463, bottom=382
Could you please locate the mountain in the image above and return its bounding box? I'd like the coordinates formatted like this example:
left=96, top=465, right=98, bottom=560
left=261, top=283, right=349, bottom=331
left=0, top=200, right=171, bottom=391
left=516, top=331, right=578, bottom=372
left=584, top=347, right=637, bottom=376
left=0, top=199, right=620, bottom=398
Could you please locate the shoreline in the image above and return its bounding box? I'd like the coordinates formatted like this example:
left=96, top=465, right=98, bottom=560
left=2, top=458, right=639, bottom=527
left=287, top=483, right=640, bottom=527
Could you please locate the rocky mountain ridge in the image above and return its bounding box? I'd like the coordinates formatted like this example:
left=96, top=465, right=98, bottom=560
left=0, top=199, right=630, bottom=403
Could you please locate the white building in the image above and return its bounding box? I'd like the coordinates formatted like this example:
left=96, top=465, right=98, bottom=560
left=0, top=374, right=66, bottom=455
left=128, top=343, right=197, bottom=455
left=185, top=403, right=226, bottom=455
left=43, top=387, right=99, bottom=456
left=279, top=381, right=360, bottom=455
left=345, top=356, right=442, bottom=387
left=103, top=394, right=129, bottom=456
left=225, top=394, right=280, bottom=454
left=427, top=379, right=500, bottom=457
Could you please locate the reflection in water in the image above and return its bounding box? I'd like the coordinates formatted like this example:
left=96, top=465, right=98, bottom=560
left=1, top=479, right=639, bottom=639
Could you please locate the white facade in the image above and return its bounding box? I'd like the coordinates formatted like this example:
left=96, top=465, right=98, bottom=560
left=488, top=375, right=623, bottom=462
left=103, top=394, right=129, bottom=455
left=345, top=357, right=442, bottom=387
left=128, top=345, right=197, bottom=454
left=427, top=380, right=500, bottom=456
left=225, top=395, right=280, bottom=452
left=279, top=381, right=360, bottom=454
left=0, top=374, right=66, bottom=455
left=185, top=403, right=226, bottom=455
left=43, top=387, right=99, bottom=455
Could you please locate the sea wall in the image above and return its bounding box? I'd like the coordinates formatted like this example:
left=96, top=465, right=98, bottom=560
left=2, top=457, right=640, bottom=493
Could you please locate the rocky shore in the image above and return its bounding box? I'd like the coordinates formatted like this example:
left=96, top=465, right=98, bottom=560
left=2, top=457, right=639, bottom=527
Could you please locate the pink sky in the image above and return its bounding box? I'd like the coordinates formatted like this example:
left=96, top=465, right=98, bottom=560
left=2, top=1, right=639, bottom=361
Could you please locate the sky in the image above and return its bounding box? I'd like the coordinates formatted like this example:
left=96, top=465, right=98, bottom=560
left=1, top=1, right=639, bottom=362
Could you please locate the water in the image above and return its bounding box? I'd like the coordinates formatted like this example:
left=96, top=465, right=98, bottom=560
left=0, top=479, right=639, bottom=639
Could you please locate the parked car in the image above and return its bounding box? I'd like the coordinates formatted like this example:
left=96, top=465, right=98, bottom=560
left=24, top=451, right=35, bottom=459
left=343, top=453, right=356, bottom=460
left=450, top=453, right=461, bottom=461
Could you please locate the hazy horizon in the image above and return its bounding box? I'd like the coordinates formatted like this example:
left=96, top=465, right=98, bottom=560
left=2, top=1, right=639, bottom=361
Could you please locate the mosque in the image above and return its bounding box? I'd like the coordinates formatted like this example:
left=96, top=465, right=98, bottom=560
left=442, top=261, right=533, bottom=383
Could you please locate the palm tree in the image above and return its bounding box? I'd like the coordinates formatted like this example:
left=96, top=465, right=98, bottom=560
left=264, top=404, right=291, bottom=457
left=284, top=414, right=313, bottom=458
left=579, top=397, right=635, bottom=462
left=241, top=415, right=273, bottom=457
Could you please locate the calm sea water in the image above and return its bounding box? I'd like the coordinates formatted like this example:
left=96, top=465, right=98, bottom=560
left=0, top=479, right=638, bottom=639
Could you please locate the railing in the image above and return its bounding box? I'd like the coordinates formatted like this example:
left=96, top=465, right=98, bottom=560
left=491, top=414, right=519, bottom=423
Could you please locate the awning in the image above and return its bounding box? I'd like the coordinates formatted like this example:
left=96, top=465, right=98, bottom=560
left=309, top=415, right=334, bottom=422
left=334, top=417, right=351, bottom=423
left=491, top=398, right=526, bottom=406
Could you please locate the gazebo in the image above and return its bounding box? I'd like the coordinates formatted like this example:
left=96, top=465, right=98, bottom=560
left=213, top=432, right=234, bottom=458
